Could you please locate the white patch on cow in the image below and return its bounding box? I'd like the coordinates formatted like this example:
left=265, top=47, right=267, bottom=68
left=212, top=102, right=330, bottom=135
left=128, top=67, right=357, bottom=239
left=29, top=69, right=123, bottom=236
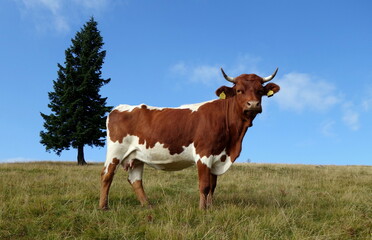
left=104, top=134, right=234, bottom=178
left=114, top=100, right=217, bottom=113
left=178, top=100, right=215, bottom=112
left=115, top=104, right=164, bottom=112
left=128, top=161, right=144, bottom=184
left=199, top=150, right=233, bottom=175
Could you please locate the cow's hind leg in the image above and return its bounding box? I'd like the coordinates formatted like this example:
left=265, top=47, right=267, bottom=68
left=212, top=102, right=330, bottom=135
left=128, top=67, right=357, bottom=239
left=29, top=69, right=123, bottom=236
left=99, top=158, right=120, bottom=210
left=127, top=160, right=150, bottom=207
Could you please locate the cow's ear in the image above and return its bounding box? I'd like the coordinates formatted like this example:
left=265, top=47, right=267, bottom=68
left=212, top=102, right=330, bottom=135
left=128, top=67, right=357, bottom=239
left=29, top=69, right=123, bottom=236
left=264, top=83, right=280, bottom=97
left=216, top=86, right=235, bottom=99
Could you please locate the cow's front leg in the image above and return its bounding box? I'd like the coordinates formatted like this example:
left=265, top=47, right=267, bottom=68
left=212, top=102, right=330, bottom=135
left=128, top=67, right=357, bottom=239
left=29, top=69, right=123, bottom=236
left=127, top=160, right=150, bottom=207
left=197, top=160, right=212, bottom=210
left=207, top=174, right=217, bottom=207
left=99, top=158, right=120, bottom=210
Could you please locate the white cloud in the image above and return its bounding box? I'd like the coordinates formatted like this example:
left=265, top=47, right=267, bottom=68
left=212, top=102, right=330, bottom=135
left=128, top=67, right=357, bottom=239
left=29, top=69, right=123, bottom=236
left=362, top=87, right=372, bottom=112
left=274, top=72, right=341, bottom=112
left=320, top=120, right=337, bottom=137
left=274, top=72, right=363, bottom=131
left=362, top=98, right=372, bottom=111
left=14, top=0, right=112, bottom=33
left=72, top=0, right=109, bottom=10
left=53, top=15, right=69, bottom=32
left=229, top=54, right=262, bottom=76
left=15, top=0, right=69, bottom=32
left=190, top=65, right=220, bottom=85
left=170, top=62, right=187, bottom=75
left=342, top=102, right=360, bottom=131
left=170, top=62, right=221, bottom=85
left=169, top=55, right=267, bottom=86
left=19, top=0, right=60, bottom=13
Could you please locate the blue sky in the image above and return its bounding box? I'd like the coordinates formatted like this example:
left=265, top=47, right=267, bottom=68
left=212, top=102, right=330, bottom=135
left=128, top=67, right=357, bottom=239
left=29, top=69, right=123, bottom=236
left=1, top=0, right=371, bottom=165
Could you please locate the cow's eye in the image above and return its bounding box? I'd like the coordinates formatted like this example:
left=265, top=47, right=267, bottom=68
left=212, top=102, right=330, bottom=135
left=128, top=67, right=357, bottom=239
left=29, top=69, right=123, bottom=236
left=257, top=90, right=264, bottom=95
left=236, top=90, right=243, bottom=94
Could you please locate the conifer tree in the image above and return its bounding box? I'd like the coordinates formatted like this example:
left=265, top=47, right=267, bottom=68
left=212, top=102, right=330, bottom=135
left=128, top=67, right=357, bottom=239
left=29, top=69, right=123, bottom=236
left=40, top=17, right=111, bottom=165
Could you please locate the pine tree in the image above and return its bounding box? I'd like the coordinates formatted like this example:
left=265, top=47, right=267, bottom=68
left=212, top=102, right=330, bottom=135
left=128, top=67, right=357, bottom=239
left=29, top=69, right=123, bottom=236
left=40, top=17, right=111, bottom=165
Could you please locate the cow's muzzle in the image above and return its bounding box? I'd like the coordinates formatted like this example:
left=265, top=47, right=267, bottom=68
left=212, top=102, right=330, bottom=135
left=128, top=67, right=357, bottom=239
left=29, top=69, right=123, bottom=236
left=244, top=101, right=262, bottom=114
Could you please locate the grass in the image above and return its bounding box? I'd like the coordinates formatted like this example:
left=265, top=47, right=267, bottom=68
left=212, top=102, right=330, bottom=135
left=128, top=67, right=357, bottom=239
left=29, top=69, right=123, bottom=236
left=0, top=162, right=371, bottom=239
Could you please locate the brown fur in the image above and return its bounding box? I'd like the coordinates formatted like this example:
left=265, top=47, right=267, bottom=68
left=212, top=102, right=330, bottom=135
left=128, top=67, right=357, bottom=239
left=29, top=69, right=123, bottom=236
left=130, top=179, right=150, bottom=207
left=108, top=99, right=250, bottom=160
left=99, top=158, right=120, bottom=209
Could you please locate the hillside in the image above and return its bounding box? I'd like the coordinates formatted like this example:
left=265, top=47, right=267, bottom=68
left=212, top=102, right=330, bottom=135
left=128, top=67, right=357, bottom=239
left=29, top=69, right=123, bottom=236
left=1, top=162, right=371, bottom=239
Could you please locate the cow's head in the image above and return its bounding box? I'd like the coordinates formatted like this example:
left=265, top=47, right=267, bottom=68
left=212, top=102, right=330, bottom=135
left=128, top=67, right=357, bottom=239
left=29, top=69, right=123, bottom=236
left=216, top=68, right=280, bottom=120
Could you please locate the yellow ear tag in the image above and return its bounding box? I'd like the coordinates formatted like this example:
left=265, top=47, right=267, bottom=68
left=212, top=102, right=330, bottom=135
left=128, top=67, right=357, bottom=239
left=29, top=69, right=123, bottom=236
left=267, top=90, right=274, bottom=97
left=219, top=91, right=226, bottom=99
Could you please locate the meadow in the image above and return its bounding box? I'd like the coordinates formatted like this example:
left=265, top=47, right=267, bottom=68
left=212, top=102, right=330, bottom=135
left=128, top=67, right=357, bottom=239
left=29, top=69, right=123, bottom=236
left=0, top=162, right=371, bottom=239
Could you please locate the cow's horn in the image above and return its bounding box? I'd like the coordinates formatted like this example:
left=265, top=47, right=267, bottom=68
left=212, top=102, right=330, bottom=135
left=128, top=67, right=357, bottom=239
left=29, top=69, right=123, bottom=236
left=262, top=68, right=279, bottom=83
left=221, top=68, right=235, bottom=83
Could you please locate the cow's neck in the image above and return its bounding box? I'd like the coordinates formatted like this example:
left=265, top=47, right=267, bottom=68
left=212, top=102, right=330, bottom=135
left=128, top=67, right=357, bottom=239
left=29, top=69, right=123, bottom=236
left=223, top=98, right=256, bottom=162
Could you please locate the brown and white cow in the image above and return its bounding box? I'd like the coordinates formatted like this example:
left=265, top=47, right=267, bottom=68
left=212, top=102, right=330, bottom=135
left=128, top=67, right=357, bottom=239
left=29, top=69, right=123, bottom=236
left=99, top=68, right=280, bottom=209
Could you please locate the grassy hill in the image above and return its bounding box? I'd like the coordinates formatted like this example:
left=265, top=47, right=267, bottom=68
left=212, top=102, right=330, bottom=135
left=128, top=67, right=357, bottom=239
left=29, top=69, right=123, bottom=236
left=0, top=162, right=371, bottom=239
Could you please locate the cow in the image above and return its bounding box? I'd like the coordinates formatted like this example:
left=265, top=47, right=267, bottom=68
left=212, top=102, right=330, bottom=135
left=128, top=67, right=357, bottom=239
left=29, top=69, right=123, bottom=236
left=99, top=68, right=280, bottom=210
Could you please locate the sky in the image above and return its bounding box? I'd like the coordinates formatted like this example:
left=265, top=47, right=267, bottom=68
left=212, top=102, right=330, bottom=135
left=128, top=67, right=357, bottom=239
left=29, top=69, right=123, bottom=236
left=1, top=0, right=371, bottom=165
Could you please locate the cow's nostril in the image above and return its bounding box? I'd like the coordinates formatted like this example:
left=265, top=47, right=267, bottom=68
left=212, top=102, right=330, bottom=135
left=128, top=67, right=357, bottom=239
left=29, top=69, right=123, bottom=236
left=247, top=101, right=261, bottom=110
left=247, top=101, right=260, bottom=106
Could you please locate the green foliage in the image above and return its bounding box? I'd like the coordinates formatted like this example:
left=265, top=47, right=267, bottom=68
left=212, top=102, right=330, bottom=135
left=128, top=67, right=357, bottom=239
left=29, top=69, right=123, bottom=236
left=40, top=17, right=111, bottom=164
left=1, top=162, right=371, bottom=239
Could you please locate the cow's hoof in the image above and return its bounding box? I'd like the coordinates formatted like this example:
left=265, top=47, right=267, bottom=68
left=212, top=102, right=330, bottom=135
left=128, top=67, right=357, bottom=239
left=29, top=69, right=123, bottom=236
left=99, top=206, right=110, bottom=211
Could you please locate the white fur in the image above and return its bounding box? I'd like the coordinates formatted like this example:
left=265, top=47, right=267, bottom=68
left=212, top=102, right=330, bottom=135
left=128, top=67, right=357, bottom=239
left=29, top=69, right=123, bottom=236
left=115, top=104, right=164, bottom=112
left=178, top=100, right=215, bottom=112
left=104, top=134, right=233, bottom=181
left=128, top=161, right=144, bottom=184
left=114, top=100, right=215, bottom=113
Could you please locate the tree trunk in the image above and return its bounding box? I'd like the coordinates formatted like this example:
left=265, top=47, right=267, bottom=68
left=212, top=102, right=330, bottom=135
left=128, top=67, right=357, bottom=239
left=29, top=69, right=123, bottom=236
left=77, top=145, right=87, bottom=165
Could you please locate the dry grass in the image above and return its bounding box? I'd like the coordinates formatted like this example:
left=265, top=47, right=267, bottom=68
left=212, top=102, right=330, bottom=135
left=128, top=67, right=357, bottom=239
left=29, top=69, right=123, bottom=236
left=0, top=162, right=371, bottom=239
